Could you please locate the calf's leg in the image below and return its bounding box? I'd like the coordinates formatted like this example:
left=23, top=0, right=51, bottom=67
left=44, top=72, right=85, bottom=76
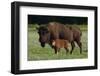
left=64, top=47, right=69, bottom=54
left=58, top=48, right=60, bottom=52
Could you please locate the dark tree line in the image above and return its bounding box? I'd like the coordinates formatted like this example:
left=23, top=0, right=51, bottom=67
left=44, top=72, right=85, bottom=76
left=28, top=15, right=87, bottom=25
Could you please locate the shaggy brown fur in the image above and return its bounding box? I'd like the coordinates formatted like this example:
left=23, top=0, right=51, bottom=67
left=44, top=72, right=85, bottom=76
left=37, top=22, right=82, bottom=54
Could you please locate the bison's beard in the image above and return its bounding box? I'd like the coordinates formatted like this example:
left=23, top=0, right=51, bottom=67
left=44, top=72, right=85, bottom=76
left=41, top=43, right=45, bottom=47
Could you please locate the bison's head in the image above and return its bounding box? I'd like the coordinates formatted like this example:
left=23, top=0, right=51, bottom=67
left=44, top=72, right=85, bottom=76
left=37, top=26, right=50, bottom=47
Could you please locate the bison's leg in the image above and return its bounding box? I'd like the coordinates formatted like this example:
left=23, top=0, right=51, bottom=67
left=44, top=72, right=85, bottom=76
left=80, top=42, right=82, bottom=54
left=64, top=47, right=69, bottom=54
left=76, top=41, right=82, bottom=54
left=70, top=41, right=75, bottom=54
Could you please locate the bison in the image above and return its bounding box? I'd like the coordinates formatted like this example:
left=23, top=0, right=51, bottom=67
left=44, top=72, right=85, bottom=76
left=37, top=22, right=82, bottom=54
left=52, top=39, right=69, bottom=54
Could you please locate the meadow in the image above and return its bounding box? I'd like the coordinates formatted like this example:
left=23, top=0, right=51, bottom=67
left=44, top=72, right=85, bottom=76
left=28, top=24, right=88, bottom=61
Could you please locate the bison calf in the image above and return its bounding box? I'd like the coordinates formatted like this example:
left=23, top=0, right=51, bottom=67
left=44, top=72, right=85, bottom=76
left=52, top=39, right=69, bottom=54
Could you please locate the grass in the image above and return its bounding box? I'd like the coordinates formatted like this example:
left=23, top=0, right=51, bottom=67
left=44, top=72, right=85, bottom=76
left=28, top=25, right=88, bottom=61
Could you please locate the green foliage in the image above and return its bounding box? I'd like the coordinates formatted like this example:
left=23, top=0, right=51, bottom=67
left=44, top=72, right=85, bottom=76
left=28, top=24, right=39, bottom=31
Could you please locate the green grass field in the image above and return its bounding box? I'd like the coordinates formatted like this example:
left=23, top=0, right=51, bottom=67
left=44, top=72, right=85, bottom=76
left=28, top=25, right=88, bottom=61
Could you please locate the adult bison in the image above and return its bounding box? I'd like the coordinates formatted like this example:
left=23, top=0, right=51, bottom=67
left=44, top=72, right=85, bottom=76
left=37, top=22, right=82, bottom=54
